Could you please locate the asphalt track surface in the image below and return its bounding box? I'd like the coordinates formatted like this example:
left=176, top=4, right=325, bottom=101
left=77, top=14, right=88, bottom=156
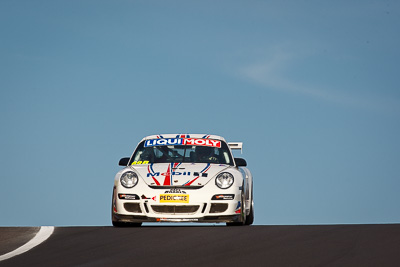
left=1, top=224, right=400, bottom=266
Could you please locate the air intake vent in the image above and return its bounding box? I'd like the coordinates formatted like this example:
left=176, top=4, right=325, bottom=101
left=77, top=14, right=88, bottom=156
left=209, top=203, right=228, bottom=213
left=124, top=203, right=142, bottom=213
left=151, top=205, right=199, bottom=214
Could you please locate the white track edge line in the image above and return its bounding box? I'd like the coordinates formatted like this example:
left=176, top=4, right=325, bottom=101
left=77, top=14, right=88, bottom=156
left=0, top=226, right=55, bottom=261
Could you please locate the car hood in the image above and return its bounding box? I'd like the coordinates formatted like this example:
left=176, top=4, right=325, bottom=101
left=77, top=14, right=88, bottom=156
left=131, top=163, right=231, bottom=187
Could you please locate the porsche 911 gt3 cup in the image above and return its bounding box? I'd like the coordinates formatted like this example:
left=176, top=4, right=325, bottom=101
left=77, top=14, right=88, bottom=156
left=112, top=134, right=254, bottom=226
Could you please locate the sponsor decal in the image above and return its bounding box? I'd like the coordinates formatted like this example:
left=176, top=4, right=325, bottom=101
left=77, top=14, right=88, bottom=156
left=141, top=195, right=157, bottom=201
left=146, top=171, right=191, bottom=178
left=144, top=138, right=221, bottom=148
left=131, top=161, right=149, bottom=165
left=145, top=138, right=182, bottom=147
left=235, top=201, right=241, bottom=214
left=193, top=172, right=208, bottom=177
left=118, top=194, right=140, bottom=200
left=212, top=194, right=235, bottom=200
left=183, top=163, right=211, bottom=186
left=147, top=163, right=184, bottom=186
left=148, top=162, right=211, bottom=186
left=184, top=138, right=221, bottom=147
left=160, top=194, right=189, bottom=203
left=164, top=189, right=187, bottom=194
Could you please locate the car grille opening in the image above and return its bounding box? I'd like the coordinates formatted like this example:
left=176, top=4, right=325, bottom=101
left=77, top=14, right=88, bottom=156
left=151, top=205, right=200, bottom=214
left=124, top=203, right=142, bottom=213
left=209, top=203, right=228, bottom=213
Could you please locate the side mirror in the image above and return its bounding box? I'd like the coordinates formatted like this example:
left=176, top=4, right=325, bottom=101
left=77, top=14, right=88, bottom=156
left=235, top=158, right=247, bottom=167
left=119, top=157, right=130, bottom=166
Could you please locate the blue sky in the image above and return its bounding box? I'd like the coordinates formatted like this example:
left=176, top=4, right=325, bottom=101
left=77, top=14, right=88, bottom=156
left=1, top=0, right=399, bottom=226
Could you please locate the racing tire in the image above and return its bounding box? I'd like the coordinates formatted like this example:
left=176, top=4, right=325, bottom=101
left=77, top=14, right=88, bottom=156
left=226, top=190, right=246, bottom=226
left=244, top=200, right=254, bottom=225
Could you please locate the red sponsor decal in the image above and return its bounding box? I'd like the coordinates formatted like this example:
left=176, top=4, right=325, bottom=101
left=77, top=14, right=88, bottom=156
left=183, top=138, right=221, bottom=148
left=163, top=165, right=171, bottom=186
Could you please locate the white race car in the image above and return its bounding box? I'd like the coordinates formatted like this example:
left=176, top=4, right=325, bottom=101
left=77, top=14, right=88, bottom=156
left=112, top=134, right=254, bottom=226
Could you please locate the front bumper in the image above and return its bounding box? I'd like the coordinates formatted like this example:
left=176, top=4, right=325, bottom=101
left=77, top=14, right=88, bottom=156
left=112, top=185, right=242, bottom=224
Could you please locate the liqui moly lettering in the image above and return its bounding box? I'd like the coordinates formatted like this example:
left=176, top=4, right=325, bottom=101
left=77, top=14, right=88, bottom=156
left=144, top=138, right=221, bottom=148
left=144, top=138, right=183, bottom=147
left=184, top=138, right=221, bottom=147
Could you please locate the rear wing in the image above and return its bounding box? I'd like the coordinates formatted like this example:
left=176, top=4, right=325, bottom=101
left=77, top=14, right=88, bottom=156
left=228, top=142, right=243, bottom=154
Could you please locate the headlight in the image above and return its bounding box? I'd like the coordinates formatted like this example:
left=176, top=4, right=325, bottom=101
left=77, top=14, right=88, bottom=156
left=215, top=172, right=234, bottom=189
left=120, top=171, right=139, bottom=188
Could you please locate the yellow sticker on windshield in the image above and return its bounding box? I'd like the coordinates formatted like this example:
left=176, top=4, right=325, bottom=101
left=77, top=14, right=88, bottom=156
left=131, top=161, right=149, bottom=165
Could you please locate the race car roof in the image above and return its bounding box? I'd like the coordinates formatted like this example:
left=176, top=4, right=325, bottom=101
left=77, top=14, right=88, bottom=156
left=141, top=134, right=227, bottom=142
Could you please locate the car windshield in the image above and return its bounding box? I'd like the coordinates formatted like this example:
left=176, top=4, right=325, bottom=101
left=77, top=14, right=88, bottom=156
left=129, top=138, right=234, bottom=165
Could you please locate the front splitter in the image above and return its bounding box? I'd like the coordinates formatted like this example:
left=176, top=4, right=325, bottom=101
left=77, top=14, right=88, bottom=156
left=113, top=213, right=240, bottom=223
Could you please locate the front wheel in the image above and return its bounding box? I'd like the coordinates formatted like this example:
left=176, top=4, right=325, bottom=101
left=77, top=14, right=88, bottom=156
left=244, top=200, right=254, bottom=225
left=226, top=190, right=246, bottom=226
